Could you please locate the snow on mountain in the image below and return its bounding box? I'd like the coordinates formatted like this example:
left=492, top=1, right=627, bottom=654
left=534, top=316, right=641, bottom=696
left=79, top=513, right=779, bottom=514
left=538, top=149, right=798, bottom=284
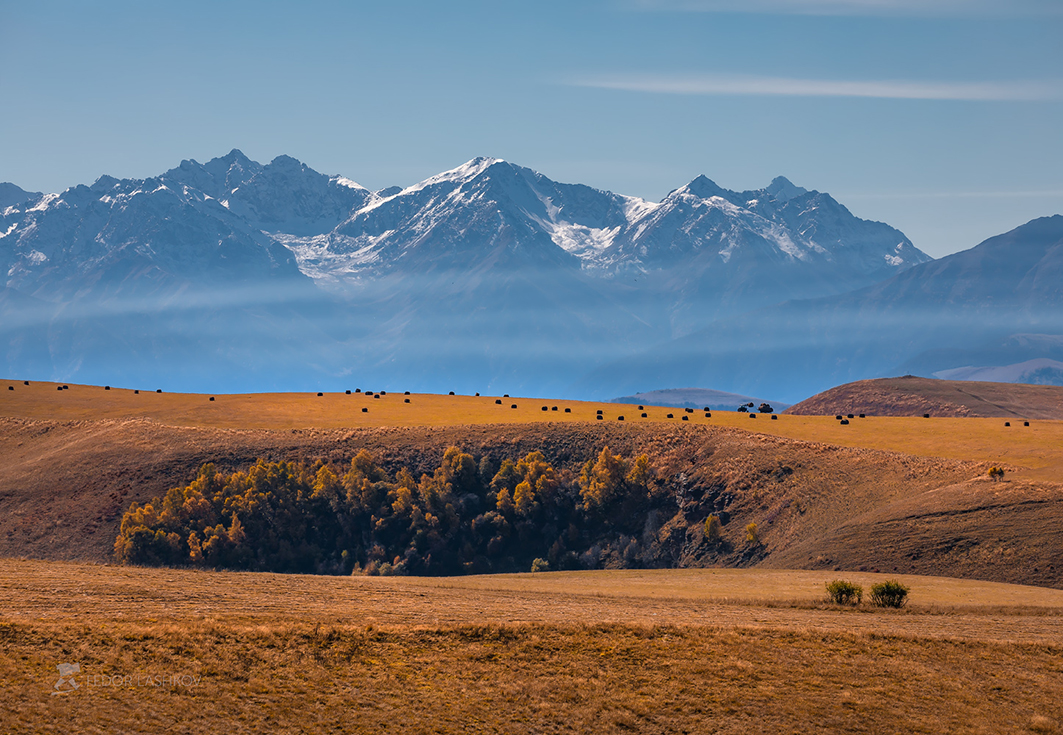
left=0, top=161, right=308, bottom=302
left=3, top=152, right=927, bottom=315
left=321, top=157, right=635, bottom=278
left=269, top=156, right=928, bottom=332
left=1, top=151, right=941, bottom=394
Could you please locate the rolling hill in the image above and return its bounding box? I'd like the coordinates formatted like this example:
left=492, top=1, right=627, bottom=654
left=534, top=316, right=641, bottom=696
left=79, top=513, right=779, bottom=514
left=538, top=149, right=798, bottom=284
left=786, top=376, right=1063, bottom=420
left=2, top=380, right=1061, bottom=588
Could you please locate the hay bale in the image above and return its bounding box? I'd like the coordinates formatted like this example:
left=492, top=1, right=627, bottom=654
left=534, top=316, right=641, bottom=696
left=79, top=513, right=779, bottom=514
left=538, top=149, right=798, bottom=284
left=104, top=386, right=110, bottom=390
left=666, top=414, right=673, bottom=419
left=404, top=391, right=410, bottom=395
left=859, top=413, right=866, bottom=418
left=596, top=415, right=603, bottom=420
left=1004, top=422, right=1011, bottom=426
left=404, top=398, right=410, bottom=403
left=7, top=386, right=12, bottom=390
left=682, top=416, right=688, bottom=421
left=209, top=397, right=215, bottom=402
left=362, top=407, right=368, bottom=413
left=541, top=406, right=548, bottom=411
left=1025, top=421, right=1030, bottom=426
left=511, top=404, right=517, bottom=409
left=495, top=399, right=502, bottom=404
left=771, top=415, right=778, bottom=420
left=618, top=416, right=624, bottom=421
left=156, top=389, right=162, bottom=393
left=840, top=419, right=850, bottom=425
left=847, top=413, right=854, bottom=419
left=564, top=408, right=571, bottom=413
left=923, top=414, right=930, bottom=419
left=134, top=390, right=139, bottom=394
left=317, top=392, right=323, bottom=397
left=641, top=413, right=647, bottom=418
left=551, top=406, right=558, bottom=411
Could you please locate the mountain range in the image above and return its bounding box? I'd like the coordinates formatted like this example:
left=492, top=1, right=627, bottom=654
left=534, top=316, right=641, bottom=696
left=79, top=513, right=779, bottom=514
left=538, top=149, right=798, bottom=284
left=1, top=150, right=1059, bottom=400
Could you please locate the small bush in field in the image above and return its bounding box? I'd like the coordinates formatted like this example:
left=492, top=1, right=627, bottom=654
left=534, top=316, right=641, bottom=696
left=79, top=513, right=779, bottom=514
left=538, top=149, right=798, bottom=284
left=826, top=580, right=863, bottom=605
left=530, top=558, right=550, bottom=573
left=870, top=580, right=910, bottom=608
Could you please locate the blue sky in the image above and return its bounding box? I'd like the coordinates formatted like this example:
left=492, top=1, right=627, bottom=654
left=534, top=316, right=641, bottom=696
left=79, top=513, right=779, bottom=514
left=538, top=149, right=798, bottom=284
left=1, top=0, right=1060, bottom=257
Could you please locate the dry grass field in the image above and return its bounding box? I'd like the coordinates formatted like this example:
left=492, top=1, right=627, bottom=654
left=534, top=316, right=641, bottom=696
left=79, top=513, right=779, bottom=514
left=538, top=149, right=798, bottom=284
left=2, top=559, right=1062, bottom=733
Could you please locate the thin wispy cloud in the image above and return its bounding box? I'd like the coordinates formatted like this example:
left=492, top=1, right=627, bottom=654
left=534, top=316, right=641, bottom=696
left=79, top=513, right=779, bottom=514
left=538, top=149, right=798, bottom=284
left=626, top=0, right=1063, bottom=17
left=567, top=73, right=1062, bottom=101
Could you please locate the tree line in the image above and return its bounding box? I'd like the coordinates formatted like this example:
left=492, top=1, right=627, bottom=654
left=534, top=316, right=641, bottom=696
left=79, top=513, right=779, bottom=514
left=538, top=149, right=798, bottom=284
left=114, top=446, right=665, bottom=575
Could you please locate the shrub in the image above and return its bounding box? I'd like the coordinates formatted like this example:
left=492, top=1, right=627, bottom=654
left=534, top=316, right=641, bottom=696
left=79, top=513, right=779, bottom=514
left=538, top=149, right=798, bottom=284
left=704, top=515, right=722, bottom=544
left=870, top=580, right=910, bottom=608
left=745, top=521, right=759, bottom=545
left=826, top=580, right=863, bottom=605
left=530, top=558, right=550, bottom=573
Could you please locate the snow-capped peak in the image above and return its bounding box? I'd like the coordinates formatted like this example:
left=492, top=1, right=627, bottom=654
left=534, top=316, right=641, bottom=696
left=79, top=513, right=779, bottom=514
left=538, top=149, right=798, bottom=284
left=332, top=176, right=368, bottom=191
left=410, top=157, right=504, bottom=190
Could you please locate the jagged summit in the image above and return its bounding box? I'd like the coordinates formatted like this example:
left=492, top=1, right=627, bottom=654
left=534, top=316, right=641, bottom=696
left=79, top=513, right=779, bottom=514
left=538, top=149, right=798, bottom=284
left=764, top=175, right=808, bottom=202
left=678, top=175, right=730, bottom=201
left=0, top=183, right=43, bottom=210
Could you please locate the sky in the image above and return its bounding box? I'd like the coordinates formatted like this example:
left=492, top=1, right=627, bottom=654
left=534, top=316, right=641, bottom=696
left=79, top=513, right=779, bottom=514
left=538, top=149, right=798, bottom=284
left=1, top=0, right=1061, bottom=258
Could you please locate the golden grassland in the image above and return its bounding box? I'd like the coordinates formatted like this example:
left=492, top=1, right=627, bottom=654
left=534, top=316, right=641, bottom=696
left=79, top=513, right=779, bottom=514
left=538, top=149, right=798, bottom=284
left=4, top=379, right=1063, bottom=482
left=2, top=560, right=1062, bottom=733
